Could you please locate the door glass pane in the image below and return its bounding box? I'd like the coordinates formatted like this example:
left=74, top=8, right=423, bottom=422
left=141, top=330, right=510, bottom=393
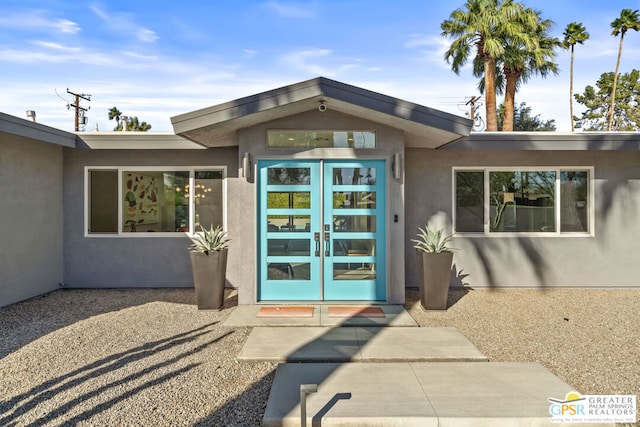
left=489, top=171, right=556, bottom=232
left=333, top=263, right=376, bottom=280
left=268, top=215, right=311, bottom=232
left=267, top=192, right=310, bottom=208
left=333, top=239, right=375, bottom=256
left=561, top=171, right=589, bottom=232
left=333, top=192, right=376, bottom=209
left=268, top=168, right=311, bottom=185
left=267, top=239, right=310, bottom=256
left=333, top=215, right=376, bottom=232
left=267, top=262, right=311, bottom=280
left=332, top=167, right=377, bottom=185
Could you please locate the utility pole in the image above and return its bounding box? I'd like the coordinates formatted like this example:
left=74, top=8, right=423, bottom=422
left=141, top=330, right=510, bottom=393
left=465, top=96, right=481, bottom=121
left=67, top=89, right=91, bottom=131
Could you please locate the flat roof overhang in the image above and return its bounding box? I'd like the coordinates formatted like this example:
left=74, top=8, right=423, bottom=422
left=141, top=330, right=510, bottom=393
left=0, top=112, right=77, bottom=148
left=441, top=131, right=640, bottom=150
left=76, top=132, right=206, bottom=149
left=171, top=77, right=472, bottom=149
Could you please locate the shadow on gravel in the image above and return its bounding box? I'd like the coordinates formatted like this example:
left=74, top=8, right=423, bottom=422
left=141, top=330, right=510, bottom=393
left=0, top=288, right=233, bottom=359
left=0, top=322, right=230, bottom=426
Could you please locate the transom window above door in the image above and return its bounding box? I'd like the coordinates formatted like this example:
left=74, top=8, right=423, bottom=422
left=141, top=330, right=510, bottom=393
left=267, top=130, right=376, bottom=149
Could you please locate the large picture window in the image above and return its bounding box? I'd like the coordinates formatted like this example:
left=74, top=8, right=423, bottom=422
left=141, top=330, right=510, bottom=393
left=454, top=168, right=592, bottom=235
left=87, top=167, right=224, bottom=236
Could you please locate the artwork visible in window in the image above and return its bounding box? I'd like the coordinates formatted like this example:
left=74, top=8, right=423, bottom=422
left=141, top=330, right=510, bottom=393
left=123, top=173, right=159, bottom=227
left=489, top=171, right=556, bottom=232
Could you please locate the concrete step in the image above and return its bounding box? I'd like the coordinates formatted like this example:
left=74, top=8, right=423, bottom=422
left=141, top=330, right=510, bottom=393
left=238, top=326, right=488, bottom=362
left=224, top=304, right=419, bottom=327
left=263, top=362, right=612, bottom=427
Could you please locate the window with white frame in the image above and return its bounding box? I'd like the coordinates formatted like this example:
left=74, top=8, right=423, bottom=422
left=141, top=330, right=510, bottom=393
left=87, top=167, right=224, bottom=235
left=454, top=168, right=591, bottom=235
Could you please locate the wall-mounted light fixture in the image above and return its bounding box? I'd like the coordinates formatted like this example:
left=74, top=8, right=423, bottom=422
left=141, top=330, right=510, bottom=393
left=392, top=152, right=402, bottom=180
left=242, top=152, right=251, bottom=179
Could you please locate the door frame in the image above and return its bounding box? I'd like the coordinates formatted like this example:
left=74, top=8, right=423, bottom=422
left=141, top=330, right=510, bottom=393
left=256, top=158, right=387, bottom=302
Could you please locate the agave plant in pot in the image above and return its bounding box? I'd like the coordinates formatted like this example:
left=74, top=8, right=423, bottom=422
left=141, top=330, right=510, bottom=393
left=189, top=225, right=230, bottom=310
left=412, top=226, right=455, bottom=310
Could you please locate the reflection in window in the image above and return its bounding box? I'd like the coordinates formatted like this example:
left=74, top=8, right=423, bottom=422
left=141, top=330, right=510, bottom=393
left=489, top=171, right=556, bottom=232
left=267, top=215, right=310, bottom=232
left=454, top=168, right=591, bottom=235
left=455, top=171, right=484, bottom=232
left=333, top=215, right=376, bottom=232
left=267, top=130, right=376, bottom=148
left=267, top=192, right=310, bottom=208
left=333, top=263, right=376, bottom=280
left=333, top=167, right=376, bottom=185
left=194, top=171, right=223, bottom=231
left=267, top=262, right=311, bottom=280
left=267, top=239, right=310, bottom=256
left=267, top=168, right=310, bottom=185
left=561, top=171, right=589, bottom=232
left=333, top=192, right=376, bottom=209
left=89, top=170, right=118, bottom=233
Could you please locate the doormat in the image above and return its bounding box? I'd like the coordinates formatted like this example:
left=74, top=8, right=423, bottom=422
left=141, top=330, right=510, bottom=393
left=256, top=306, right=315, bottom=318
left=327, top=306, right=385, bottom=318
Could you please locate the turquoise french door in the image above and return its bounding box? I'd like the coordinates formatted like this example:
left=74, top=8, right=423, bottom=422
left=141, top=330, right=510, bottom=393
left=258, top=159, right=386, bottom=301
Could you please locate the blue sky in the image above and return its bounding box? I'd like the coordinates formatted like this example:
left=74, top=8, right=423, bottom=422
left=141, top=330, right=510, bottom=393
left=2, top=0, right=639, bottom=132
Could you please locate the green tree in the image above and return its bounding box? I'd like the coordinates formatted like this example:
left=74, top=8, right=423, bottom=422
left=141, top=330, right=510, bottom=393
left=500, top=9, right=559, bottom=131
left=608, top=9, right=640, bottom=131
left=108, top=106, right=152, bottom=132
left=562, top=22, right=589, bottom=132
left=497, top=102, right=556, bottom=131
left=574, top=70, right=640, bottom=131
left=441, top=0, right=534, bottom=131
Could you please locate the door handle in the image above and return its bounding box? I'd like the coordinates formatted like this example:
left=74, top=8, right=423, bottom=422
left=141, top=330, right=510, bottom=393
left=324, top=232, right=330, bottom=256
left=314, top=232, right=320, bottom=257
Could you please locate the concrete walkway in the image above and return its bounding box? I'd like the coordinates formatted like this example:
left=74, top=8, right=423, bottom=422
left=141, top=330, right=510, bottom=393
left=263, top=362, right=607, bottom=427
left=228, top=304, right=612, bottom=426
left=238, top=326, right=488, bottom=362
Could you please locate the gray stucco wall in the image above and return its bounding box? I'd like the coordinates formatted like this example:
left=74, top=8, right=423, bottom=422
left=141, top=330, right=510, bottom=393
left=62, top=147, right=238, bottom=288
left=0, top=136, right=64, bottom=306
left=405, top=149, right=640, bottom=289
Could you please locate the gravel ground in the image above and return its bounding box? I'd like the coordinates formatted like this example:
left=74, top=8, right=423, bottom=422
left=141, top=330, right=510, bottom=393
left=0, top=287, right=638, bottom=426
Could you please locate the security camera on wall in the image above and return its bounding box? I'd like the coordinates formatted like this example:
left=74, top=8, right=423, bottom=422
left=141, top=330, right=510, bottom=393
left=318, top=102, right=327, bottom=112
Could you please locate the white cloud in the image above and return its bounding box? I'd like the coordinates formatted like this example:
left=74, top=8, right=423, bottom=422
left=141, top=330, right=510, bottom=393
left=282, top=48, right=334, bottom=76
left=262, top=1, right=316, bottom=18
left=0, top=10, right=81, bottom=34
left=89, top=3, right=158, bottom=43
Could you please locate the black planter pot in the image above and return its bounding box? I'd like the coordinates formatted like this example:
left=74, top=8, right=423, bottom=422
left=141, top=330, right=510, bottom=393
left=416, top=250, right=453, bottom=310
left=189, top=249, right=228, bottom=310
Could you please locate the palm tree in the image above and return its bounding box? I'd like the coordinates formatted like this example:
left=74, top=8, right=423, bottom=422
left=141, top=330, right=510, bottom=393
left=108, top=106, right=123, bottom=131
left=562, top=22, right=589, bottom=132
left=608, top=9, right=640, bottom=131
left=441, top=0, right=533, bottom=131
left=500, top=9, right=559, bottom=131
